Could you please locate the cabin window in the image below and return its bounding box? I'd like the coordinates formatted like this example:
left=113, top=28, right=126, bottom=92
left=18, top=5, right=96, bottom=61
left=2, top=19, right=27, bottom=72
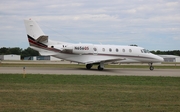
left=141, top=50, right=144, bottom=53
left=93, top=48, right=97, bottom=51
left=109, top=48, right=112, bottom=52
left=116, top=48, right=119, bottom=52
left=129, top=49, right=132, bottom=53
left=122, top=49, right=125, bottom=52
left=102, top=48, right=105, bottom=52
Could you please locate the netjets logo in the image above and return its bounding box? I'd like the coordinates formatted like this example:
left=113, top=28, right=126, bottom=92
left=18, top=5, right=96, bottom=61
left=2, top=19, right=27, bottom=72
left=74, top=46, right=89, bottom=50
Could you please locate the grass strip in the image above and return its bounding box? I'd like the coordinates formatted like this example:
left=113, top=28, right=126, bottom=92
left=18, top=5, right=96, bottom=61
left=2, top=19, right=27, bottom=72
left=0, top=74, right=180, bottom=112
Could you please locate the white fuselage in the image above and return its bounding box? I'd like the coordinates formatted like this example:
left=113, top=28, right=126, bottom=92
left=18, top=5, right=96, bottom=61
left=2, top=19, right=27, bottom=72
left=24, top=19, right=164, bottom=70
left=32, top=41, right=163, bottom=64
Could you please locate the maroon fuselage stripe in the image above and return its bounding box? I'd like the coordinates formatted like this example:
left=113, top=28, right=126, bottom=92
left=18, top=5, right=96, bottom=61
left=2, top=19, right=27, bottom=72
left=27, top=35, right=61, bottom=52
left=27, top=35, right=156, bottom=60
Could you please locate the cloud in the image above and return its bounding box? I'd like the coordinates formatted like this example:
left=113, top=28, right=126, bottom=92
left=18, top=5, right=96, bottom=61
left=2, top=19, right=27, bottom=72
left=29, top=14, right=119, bottom=22
left=0, top=0, right=180, bottom=50
left=173, top=36, right=180, bottom=40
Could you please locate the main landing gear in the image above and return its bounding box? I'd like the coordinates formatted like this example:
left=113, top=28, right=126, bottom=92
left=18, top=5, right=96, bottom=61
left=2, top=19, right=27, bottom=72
left=149, top=63, right=154, bottom=71
left=98, top=65, right=104, bottom=71
left=86, top=63, right=104, bottom=71
left=86, top=64, right=93, bottom=69
left=87, top=63, right=155, bottom=71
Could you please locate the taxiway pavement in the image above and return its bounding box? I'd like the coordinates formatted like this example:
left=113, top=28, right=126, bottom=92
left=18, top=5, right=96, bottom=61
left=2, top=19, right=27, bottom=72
left=0, top=67, right=180, bottom=77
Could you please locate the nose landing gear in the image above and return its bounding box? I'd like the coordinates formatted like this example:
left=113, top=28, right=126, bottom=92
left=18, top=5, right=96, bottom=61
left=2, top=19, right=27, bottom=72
left=149, top=63, right=154, bottom=71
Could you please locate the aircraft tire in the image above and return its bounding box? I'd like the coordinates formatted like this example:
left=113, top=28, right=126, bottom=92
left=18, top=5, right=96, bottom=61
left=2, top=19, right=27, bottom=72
left=86, top=64, right=92, bottom=69
left=98, top=65, right=104, bottom=71
left=149, top=66, right=154, bottom=71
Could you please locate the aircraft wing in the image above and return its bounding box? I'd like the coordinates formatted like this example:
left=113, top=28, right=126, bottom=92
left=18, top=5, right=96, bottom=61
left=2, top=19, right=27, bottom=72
left=85, top=57, right=125, bottom=64
left=65, top=55, right=126, bottom=64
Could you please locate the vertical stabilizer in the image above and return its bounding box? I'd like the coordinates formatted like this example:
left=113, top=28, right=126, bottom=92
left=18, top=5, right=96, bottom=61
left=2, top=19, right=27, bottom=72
left=24, top=19, right=48, bottom=46
left=24, top=19, right=45, bottom=39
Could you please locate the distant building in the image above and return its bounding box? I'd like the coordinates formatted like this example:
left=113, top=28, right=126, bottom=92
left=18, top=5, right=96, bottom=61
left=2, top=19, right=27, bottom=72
left=159, top=55, right=180, bottom=62
left=0, top=54, right=20, bottom=60
left=24, top=56, right=61, bottom=61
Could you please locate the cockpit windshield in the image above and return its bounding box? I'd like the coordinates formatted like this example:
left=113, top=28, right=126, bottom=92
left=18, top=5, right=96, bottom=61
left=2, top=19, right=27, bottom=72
left=141, top=49, right=150, bottom=53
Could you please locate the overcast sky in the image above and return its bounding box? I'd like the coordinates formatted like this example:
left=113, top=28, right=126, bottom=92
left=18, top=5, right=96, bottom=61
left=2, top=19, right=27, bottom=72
left=0, top=0, right=180, bottom=51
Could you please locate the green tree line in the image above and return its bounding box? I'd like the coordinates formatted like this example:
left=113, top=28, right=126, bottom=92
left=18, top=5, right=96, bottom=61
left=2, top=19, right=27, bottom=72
left=151, top=50, right=180, bottom=56
left=0, top=47, right=39, bottom=59
left=0, top=47, right=180, bottom=60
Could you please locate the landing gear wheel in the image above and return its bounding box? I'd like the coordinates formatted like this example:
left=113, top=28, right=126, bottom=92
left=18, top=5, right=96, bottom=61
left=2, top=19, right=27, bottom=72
left=86, top=64, right=93, bottom=69
left=149, top=66, right=154, bottom=71
left=98, top=65, right=104, bottom=71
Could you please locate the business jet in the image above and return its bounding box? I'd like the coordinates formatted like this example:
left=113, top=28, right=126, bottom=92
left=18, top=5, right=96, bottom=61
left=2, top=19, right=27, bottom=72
left=24, top=19, right=164, bottom=71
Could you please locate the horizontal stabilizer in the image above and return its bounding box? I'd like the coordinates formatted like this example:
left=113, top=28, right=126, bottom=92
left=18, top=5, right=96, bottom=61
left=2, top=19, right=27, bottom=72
left=36, top=35, right=48, bottom=43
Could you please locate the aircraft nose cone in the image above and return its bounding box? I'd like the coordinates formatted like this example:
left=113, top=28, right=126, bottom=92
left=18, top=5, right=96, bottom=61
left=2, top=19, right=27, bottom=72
left=157, top=56, right=164, bottom=62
